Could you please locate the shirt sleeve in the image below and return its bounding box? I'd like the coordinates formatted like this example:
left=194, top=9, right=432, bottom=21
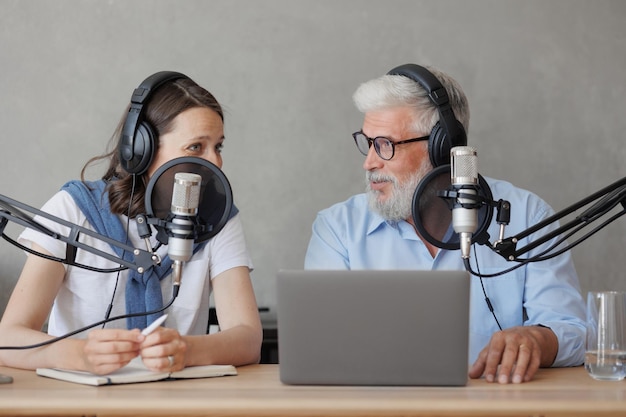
left=519, top=199, right=586, bottom=367
left=304, top=212, right=350, bottom=270
left=207, top=212, right=254, bottom=278
left=18, top=191, right=87, bottom=264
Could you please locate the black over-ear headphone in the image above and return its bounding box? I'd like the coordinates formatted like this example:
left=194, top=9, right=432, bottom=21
left=386, top=64, right=467, bottom=167
left=119, top=71, right=190, bottom=175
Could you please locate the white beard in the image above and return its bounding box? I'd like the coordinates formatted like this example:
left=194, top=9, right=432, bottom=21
left=366, top=163, right=433, bottom=222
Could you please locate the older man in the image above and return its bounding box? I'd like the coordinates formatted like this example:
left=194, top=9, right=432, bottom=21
left=304, top=64, right=586, bottom=384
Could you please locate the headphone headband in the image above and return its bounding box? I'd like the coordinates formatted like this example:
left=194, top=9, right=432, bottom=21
left=386, top=64, right=467, bottom=167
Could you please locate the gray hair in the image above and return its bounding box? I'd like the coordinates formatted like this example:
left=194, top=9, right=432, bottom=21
left=352, top=66, right=470, bottom=136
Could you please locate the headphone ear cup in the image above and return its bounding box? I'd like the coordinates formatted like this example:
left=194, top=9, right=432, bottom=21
left=450, top=119, right=468, bottom=148
left=428, top=122, right=450, bottom=168
left=118, top=71, right=189, bottom=176
left=428, top=119, right=468, bottom=168
left=123, top=122, right=156, bottom=175
left=386, top=64, right=468, bottom=168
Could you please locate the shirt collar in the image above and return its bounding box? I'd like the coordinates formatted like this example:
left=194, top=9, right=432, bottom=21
left=365, top=210, right=414, bottom=236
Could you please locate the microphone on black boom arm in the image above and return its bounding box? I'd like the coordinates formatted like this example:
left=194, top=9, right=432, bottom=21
left=450, top=146, right=480, bottom=259
left=168, top=172, right=201, bottom=287
left=410, top=143, right=626, bottom=277
left=0, top=157, right=235, bottom=352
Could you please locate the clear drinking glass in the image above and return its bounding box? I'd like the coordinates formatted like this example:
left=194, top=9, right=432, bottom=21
left=585, top=291, right=626, bottom=381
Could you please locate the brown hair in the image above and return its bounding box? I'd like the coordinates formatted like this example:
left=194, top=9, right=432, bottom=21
left=81, top=76, right=224, bottom=217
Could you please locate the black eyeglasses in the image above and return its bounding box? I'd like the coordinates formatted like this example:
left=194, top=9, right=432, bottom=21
left=352, top=131, right=430, bottom=160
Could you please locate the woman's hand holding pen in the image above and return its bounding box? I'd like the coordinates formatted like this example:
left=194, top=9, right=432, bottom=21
left=139, top=326, right=188, bottom=372
left=135, top=314, right=185, bottom=372
left=82, top=328, right=143, bottom=375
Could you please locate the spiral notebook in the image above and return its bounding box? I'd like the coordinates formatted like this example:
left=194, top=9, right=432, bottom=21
left=276, top=269, right=470, bottom=386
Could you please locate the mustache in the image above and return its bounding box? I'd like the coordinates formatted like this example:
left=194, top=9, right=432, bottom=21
left=366, top=171, right=397, bottom=186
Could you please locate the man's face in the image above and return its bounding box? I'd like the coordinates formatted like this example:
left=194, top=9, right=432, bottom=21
left=361, top=106, right=433, bottom=222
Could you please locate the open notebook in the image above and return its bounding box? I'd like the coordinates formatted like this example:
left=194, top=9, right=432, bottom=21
left=276, top=269, right=470, bottom=386
left=36, top=357, right=237, bottom=386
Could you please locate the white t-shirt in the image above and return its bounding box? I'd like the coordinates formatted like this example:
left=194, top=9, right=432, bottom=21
left=18, top=190, right=253, bottom=337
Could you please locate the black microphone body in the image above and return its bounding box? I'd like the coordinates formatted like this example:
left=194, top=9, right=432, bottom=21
left=167, top=172, right=202, bottom=286
left=451, top=146, right=479, bottom=259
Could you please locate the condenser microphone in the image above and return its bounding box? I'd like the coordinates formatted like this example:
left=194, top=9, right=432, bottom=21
left=451, top=146, right=479, bottom=259
left=168, top=172, right=202, bottom=286
left=145, top=157, right=234, bottom=245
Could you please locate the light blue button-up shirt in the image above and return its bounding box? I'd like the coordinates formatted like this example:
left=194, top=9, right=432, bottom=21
left=304, top=177, right=586, bottom=367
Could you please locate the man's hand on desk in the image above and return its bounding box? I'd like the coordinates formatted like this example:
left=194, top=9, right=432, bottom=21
left=468, top=325, right=559, bottom=384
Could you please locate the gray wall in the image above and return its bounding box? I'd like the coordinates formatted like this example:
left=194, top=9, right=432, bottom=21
left=1, top=0, right=625, bottom=323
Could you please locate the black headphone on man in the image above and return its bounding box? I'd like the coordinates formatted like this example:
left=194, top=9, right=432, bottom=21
left=119, top=71, right=190, bottom=175
left=386, top=64, right=467, bottom=167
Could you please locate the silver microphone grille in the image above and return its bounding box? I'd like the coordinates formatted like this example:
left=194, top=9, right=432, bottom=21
left=171, top=172, right=202, bottom=215
left=451, top=146, right=478, bottom=185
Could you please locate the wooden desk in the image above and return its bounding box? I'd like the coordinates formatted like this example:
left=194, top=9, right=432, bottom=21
left=0, top=364, right=625, bottom=417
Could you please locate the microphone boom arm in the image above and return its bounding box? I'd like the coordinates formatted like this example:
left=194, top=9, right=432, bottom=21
left=0, top=193, right=159, bottom=272
left=492, top=176, right=626, bottom=261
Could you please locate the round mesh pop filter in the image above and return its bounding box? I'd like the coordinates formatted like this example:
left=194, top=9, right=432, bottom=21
left=145, top=157, right=233, bottom=244
left=412, top=164, right=493, bottom=251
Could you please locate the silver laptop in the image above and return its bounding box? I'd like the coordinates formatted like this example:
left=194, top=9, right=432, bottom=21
left=276, top=269, right=470, bottom=386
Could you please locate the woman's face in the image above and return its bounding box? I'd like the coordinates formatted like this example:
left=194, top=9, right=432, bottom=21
left=147, top=107, right=225, bottom=178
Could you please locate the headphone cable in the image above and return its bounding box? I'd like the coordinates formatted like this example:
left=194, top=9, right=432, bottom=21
left=102, top=174, right=137, bottom=327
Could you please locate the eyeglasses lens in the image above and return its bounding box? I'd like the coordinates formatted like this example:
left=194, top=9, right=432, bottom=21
left=374, top=138, right=393, bottom=160
left=354, top=133, right=371, bottom=156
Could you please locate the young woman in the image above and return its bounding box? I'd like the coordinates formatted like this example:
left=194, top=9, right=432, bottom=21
left=0, top=72, right=262, bottom=374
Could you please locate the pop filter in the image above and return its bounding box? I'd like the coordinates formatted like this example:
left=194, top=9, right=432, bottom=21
left=412, top=164, right=493, bottom=250
left=145, top=157, right=233, bottom=244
